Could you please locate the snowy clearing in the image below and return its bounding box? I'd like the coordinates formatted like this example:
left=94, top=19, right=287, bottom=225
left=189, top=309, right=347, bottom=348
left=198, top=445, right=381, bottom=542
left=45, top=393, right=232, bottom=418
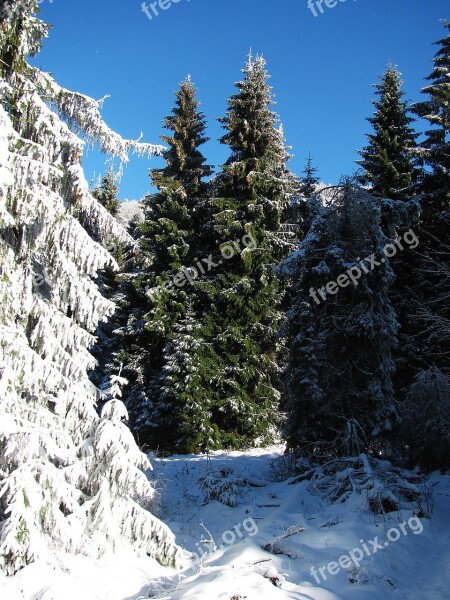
left=2, top=446, right=449, bottom=599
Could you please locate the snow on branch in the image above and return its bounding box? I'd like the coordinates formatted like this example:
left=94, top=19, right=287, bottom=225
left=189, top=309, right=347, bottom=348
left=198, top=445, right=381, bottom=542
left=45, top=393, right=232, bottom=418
left=29, top=68, right=166, bottom=163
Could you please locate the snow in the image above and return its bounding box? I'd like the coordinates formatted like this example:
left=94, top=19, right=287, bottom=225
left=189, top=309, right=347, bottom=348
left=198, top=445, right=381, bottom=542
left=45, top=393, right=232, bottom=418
left=1, top=446, right=449, bottom=599
left=117, top=200, right=145, bottom=228
left=0, top=5, right=177, bottom=574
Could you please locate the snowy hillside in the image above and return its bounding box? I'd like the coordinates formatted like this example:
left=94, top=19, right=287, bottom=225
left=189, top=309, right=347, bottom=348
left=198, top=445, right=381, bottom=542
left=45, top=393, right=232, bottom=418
left=1, top=447, right=449, bottom=599
left=116, top=200, right=145, bottom=229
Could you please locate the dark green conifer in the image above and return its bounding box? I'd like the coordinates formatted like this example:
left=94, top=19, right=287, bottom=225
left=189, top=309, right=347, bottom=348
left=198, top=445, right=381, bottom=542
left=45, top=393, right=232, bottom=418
left=357, top=65, right=418, bottom=200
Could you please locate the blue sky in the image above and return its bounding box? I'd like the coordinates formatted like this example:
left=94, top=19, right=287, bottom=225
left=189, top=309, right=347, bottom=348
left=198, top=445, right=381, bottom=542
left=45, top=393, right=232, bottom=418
left=33, top=0, right=448, bottom=200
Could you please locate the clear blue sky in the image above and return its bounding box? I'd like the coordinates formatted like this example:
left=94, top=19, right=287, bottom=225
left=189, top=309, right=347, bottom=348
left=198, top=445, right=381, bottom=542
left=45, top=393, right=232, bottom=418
left=32, top=0, right=448, bottom=200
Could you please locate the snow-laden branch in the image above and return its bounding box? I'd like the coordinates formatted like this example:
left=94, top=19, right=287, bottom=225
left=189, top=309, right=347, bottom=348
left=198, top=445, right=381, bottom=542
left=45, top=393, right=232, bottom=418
left=29, top=67, right=166, bottom=163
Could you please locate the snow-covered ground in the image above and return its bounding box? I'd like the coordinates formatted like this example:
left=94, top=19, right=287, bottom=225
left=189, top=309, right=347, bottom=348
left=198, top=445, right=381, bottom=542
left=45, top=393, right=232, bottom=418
left=1, top=446, right=449, bottom=599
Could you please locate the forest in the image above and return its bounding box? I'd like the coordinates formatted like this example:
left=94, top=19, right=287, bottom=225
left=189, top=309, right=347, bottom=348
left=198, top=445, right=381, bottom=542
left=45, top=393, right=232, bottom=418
left=0, top=1, right=449, bottom=599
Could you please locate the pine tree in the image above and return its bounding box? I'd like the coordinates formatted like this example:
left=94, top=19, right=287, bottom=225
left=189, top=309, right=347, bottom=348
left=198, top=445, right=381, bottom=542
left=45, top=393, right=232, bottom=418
left=357, top=65, right=419, bottom=200
left=0, top=1, right=178, bottom=573
left=279, top=182, right=399, bottom=459
left=120, top=77, right=213, bottom=449
left=92, top=167, right=121, bottom=217
left=201, top=54, right=296, bottom=448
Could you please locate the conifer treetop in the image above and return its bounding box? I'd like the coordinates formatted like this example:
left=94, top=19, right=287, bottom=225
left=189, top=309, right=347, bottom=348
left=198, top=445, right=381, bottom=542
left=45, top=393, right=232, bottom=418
left=414, top=20, right=450, bottom=149
left=155, top=75, right=213, bottom=196
left=357, top=64, right=418, bottom=200
left=299, top=152, right=320, bottom=197
left=219, top=53, right=282, bottom=165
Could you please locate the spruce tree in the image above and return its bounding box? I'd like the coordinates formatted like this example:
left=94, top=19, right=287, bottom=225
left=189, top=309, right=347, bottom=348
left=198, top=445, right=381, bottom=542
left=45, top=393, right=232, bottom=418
left=413, top=20, right=450, bottom=377
left=299, top=152, right=320, bottom=197
left=201, top=54, right=295, bottom=448
left=289, top=152, right=321, bottom=242
left=402, top=366, right=450, bottom=471
left=156, top=305, right=216, bottom=453
left=279, top=182, right=399, bottom=458
left=92, top=167, right=121, bottom=217
left=356, top=66, right=423, bottom=410
left=394, top=21, right=450, bottom=471
left=121, top=77, right=213, bottom=450
left=414, top=19, right=450, bottom=226
left=357, top=65, right=418, bottom=200
left=395, top=21, right=450, bottom=391
left=0, top=0, right=178, bottom=572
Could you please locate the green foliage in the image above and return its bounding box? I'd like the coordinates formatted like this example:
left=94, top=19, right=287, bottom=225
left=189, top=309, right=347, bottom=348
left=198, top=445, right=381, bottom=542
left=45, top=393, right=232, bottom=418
left=198, top=54, right=296, bottom=448
left=0, top=2, right=49, bottom=77
left=402, top=367, right=450, bottom=471
left=299, top=152, right=320, bottom=197
left=121, top=77, right=213, bottom=450
left=91, top=167, right=121, bottom=217
left=414, top=20, right=450, bottom=229
left=357, top=65, right=419, bottom=200
left=152, top=306, right=216, bottom=453
left=392, top=24, right=450, bottom=469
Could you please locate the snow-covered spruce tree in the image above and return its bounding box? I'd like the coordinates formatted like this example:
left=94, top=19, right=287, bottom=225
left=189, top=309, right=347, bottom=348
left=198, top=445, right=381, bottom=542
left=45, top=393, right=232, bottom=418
left=388, top=21, right=450, bottom=471
left=278, top=182, right=399, bottom=459
left=357, top=65, right=419, bottom=201
left=156, top=305, right=216, bottom=453
left=79, top=369, right=177, bottom=560
left=91, top=166, right=121, bottom=217
left=402, top=366, right=450, bottom=471
left=0, top=2, right=178, bottom=573
left=198, top=54, right=296, bottom=448
left=119, top=76, right=213, bottom=450
left=355, top=65, right=426, bottom=430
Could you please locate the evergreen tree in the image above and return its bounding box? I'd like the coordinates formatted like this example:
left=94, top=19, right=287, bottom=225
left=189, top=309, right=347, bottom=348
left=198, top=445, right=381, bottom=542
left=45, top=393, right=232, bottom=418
left=414, top=19, right=450, bottom=226
left=289, top=152, right=321, bottom=242
left=83, top=369, right=177, bottom=561
left=413, top=20, right=450, bottom=376
left=279, top=182, right=399, bottom=459
left=92, top=167, right=121, bottom=217
left=0, top=1, right=178, bottom=572
left=402, top=366, right=450, bottom=471
left=299, top=152, right=320, bottom=197
left=120, top=77, right=213, bottom=450
left=156, top=305, right=217, bottom=453
left=200, top=54, right=296, bottom=448
left=356, top=66, right=423, bottom=411
left=394, top=21, right=450, bottom=397
left=357, top=65, right=419, bottom=200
